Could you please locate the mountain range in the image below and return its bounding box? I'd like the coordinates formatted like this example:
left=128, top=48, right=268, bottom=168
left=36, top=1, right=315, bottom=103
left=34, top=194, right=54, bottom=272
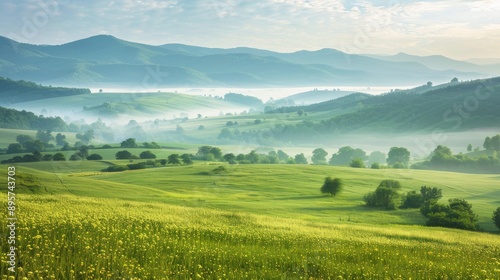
left=1, top=34, right=499, bottom=87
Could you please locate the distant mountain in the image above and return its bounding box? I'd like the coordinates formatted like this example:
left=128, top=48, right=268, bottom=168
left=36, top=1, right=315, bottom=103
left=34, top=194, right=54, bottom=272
left=0, top=35, right=493, bottom=87
left=368, top=52, right=500, bottom=76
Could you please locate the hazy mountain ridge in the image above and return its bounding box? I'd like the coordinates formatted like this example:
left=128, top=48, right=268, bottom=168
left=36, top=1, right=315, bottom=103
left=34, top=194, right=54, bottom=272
left=0, top=35, right=492, bottom=87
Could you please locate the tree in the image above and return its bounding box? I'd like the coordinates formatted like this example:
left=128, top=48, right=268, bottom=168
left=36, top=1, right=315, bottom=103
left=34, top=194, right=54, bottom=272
left=451, top=77, right=459, bottom=83
left=493, top=207, right=500, bottom=231
left=491, top=135, right=500, bottom=152
left=364, top=180, right=402, bottom=210
left=312, top=148, right=328, bottom=165
left=181, top=154, right=193, bottom=165
left=76, top=130, right=94, bottom=144
left=167, top=154, right=181, bottom=165
left=121, top=138, right=138, bottom=148
left=160, top=159, right=167, bottom=166
left=246, top=150, right=260, bottom=164
left=16, top=135, right=33, bottom=146
left=116, top=150, right=133, bottom=160
left=426, top=199, right=478, bottom=230
left=297, top=109, right=304, bottom=116
left=23, top=140, right=46, bottom=152
left=277, top=150, right=289, bottom=162
left=42, top=154, right=53, bottom=161
left=329, top=146, right=367, bottom=166
left=55, top=133, right=67, bottom=146
left=484, top=136, right=492, bottom=150
left=371, top=162, right=381, bottom=169
left=368, top=151, right=386, bottom=166
left=320, top=177, right=343, bottom=197
left=387, top=147, right=410, bottom=167
left=223, top=153, right=236, bottom=162
left=86, top=154, right=103, bottom=160
left=350, top=158, right=365, bottom=168
left=140, top=150, right=157, bottom=159
left=36, top=130, right=54, bottom=143
left=467, top=144, right=472, bottom=152
left=6, top=143, right=23, bottom=154
left=294, top=153, right=308, bottom=164
left=53, top=153, right=66, bottom=161
left=77, top=145, right=90, bottom=159
left=400, top=190, right=423, bottom=209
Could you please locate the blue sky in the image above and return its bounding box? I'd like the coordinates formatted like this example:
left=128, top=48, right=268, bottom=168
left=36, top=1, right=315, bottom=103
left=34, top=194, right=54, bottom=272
left=1, top=0, right=499, bottom=60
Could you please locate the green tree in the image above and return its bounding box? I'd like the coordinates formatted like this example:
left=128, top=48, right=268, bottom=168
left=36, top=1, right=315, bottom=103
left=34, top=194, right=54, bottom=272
left=467, top=144, right=472, bottom=152
left=23, top=140, right=46, bottom=152
left=368, top=151, right=386, bottom=166
left=16, top=135, right=33, bottom=146
left=181, top=154, right=193, bottom=165
left=312, top=148, right=328, bottom=165
left=371, top=162, right=381, bottom=169
left=36, top=130, right=54, bottom=143
left=329, top=146, right=367, bottom=166
left=294, top=153, right=308, bottom=164
left=55, top=133, right=67, bottom=146
left=121, top=138, right=138, bottom=148
left=223, top=153, right=236, bottom=162
left=350, top=158, right=365, bottom=168
left=76, top=130, right=94, bottom=144
left=387, top=147, right=410, bottom=167
left=426, top=199, right=478, bottom=230
left=364, top=180, right=402, bottom=210
left=53, top=153, right=66, bottom=161
left=491, top=135, right=500, bottom=152
left=116, top=150, right=133, bottom=160
left=42, top=154, right=53, bottom=161
left=277, top=150, right=289, bottom=162
left=160, top=159, right=167, bottom=166
left=493, top=207, right=500, bottom=231
left=297, top=109, right=304, bottom=116
left=167, top=154, right=181, bottom=165
left=484, top=136, right=492, bottom=150
left=6, top=143, right=23, bottom=154
left=400, top=190, right=423, bottom=209
left=320, top=177, right=343, bottom=197
left=86, top=154, right=103, bottom=160
left=140, top=150, right=157, bottom=159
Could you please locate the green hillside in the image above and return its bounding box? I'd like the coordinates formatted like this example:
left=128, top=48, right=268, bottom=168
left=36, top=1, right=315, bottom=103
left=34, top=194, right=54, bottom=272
left=1, top=162, right=499, bottom=278
left=0, top=76, right=90, bottom=105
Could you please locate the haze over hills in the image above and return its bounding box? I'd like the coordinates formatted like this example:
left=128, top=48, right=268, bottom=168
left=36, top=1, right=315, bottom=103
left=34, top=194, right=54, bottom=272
left=0, top=35, right=495, bottom=88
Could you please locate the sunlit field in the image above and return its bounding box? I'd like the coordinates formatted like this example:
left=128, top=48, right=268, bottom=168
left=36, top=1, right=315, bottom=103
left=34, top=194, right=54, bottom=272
left=1, top=162, right=500, bottom=278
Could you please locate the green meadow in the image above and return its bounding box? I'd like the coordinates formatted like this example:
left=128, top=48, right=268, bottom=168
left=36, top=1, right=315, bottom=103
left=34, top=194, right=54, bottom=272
left=1, top=161, right=500, bottom=278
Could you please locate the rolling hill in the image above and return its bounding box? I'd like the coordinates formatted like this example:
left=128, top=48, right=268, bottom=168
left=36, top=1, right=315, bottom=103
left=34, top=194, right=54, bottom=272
left=0, top=35, right=493, bottom=87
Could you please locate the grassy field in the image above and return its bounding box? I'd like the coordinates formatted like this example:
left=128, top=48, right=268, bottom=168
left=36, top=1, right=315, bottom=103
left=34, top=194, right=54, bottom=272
left=1, top=160, right=500, bottom=278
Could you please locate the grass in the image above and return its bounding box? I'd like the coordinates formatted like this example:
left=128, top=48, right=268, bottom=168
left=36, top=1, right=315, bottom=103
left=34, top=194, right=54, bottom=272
left=1, top=161, right=499, bottom=278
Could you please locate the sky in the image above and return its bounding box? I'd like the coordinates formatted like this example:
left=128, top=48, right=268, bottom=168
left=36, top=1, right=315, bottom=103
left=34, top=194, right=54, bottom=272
left=1, top=0, right=500, bottom=60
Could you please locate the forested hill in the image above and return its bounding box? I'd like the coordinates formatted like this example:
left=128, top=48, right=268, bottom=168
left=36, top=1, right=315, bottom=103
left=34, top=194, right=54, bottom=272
left=0, top=77, right=90, bottom=105
left=0, top=106, right=67, bottom=131
left=270, top=77, right=500, bottom=134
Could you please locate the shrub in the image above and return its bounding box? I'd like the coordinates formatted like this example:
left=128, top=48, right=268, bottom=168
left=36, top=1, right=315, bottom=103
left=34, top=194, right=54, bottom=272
left=350, top=158, right=365, bottom=168
left=140, top=150, right=157, bottom=159
left=400, top=190, right=423, bottom=209
left=104, top=165, right=129, bottom=172
left=86, top=154, right=103, bottom=160
left=364, top=180, right=401, bottom=210
left=53, top=153, right=66, bottom=161
left=127, top=162, right=147, bottom=170
left=371, top=162, right=381, bottom=169
left=492, top=207, right=500, bottom=231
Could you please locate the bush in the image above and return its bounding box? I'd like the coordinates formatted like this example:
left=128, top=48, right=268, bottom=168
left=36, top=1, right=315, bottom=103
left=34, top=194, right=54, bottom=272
left=400, top=190, right=423, bottom=209
left=86, top=154, right=103, bottom=160
left=426, top=199, right=478, bottom=230
left=104, top=165, right=129, bottom=172
left=371, top=162, right=381, bottom=169
left=212, top=165, right=228, bottom=174
left=41, top=154, right=53, bottom=161
left=320, top=177, right=343, bottom=197
left=53, top=153, right=66, bottom=161
left=116, top=150, right=133, bottom=160
left=350, top=158, right=365, bottom=168
left=102, top=144, right=113, bottom=149
left=127, top=162, right=147, bottom=170
left=364, top=180, right=401, bottom=210
left=140, top=150, right=157, bottom=159
left=69, top=154, right=82, bottom=161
